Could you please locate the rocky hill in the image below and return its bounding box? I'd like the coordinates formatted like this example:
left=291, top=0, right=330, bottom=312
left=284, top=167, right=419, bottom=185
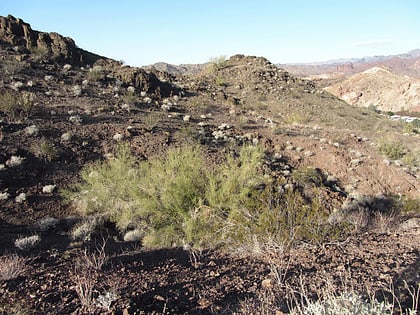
left=280, top=50, right=420, bottom=113
left=325, top=66, right=420, bottom=112
left=0, top=15, right=109, bottom=67
left=0, top=16, right=419, bottom=314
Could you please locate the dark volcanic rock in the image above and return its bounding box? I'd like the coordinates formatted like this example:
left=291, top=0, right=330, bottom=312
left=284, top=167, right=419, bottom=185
left=0, top=14, right=106, bottom=66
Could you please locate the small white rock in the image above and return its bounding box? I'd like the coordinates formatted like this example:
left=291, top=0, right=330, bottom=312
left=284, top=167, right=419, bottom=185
left=15, top=192, right=27, bottom=203
left=123, top=229, right=143, bottom=242
left=61, top=132, right=72, bottom=142
left=72, top=85, right=82, bottom=96
left=25, top=125, right=39, bottom=136
left=183, top=115, right=191, bottom=122
left=42, top=185, right=56, bottom=194
left=0, top=192, right=10, bottom=200
left=69, top=115, right=82, bottom=124
left=6, top=155, right=25, bottom=167
left=113, top=133, right=124, bottom=141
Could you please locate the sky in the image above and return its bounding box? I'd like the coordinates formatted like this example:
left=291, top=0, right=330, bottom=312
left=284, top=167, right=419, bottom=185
left=1, top=0, right=420, bottom=67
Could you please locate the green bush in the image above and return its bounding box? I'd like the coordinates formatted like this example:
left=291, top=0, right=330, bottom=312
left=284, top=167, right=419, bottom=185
left=378, top=141, right=406, bottom=160
left=65, top=144, right=349, bottom=249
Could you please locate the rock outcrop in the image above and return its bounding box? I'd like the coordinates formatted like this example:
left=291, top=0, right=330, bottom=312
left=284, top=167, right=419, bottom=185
left=0, top=15, right=107, bottom=66
left=0, top=15, right=179, bottom=98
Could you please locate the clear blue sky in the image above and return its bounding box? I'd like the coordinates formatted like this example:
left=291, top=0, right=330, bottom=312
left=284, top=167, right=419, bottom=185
left=2, top=0, right=419, bottom=66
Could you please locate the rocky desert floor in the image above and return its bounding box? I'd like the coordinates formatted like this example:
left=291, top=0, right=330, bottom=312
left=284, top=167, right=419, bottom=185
left=0, top=23, right=419, bottom=314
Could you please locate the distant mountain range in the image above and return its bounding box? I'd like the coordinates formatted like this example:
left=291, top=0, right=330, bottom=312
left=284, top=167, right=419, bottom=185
left=279, top=49, right=420, bottom=78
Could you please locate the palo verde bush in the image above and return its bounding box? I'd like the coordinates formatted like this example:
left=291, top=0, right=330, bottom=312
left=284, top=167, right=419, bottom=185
left=65, top=144, right=351, bottom=249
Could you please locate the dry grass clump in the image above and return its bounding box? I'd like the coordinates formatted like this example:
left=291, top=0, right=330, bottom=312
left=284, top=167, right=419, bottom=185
left=0, top=90, right=35, bottom=122
left=0, top=254, right=29, bottom=280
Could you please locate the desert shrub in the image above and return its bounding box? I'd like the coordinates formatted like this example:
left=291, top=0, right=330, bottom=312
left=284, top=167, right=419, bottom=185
left=14, top=235, right=41, bottom=250
left=291, top=292, right=392, bottom=315
left=143, top=111, right=165, bottom=130
left=377, top=141, right=406, bottom=160
left=31, top=139, right=59, bottom=162
left=30, top=45, right=50, bottom=62
left=0, top=91, right=20, bottom=121
left=285, top=112, right=311, bottom=125
left=0, top=91, right=35, bottom=122
left=209, top=55, right=227, bottom=72
left=121, top=91, right=138, bottom=106
left=65, top=144, right=208, bottom=246
left=399, top=197, right=420, bottom=215
left=138, top=145, right=208, bottom=247
left=215, top=76, right=226, bottom=87
left=0, top=254, right=29, bottom=280
left=70, top=216, right=104, bottom=241
left=66, top=144, right=349, bottom=248
left=87, top=66, right=106, bottom=82
left=412, top=118, right=420, bottom=129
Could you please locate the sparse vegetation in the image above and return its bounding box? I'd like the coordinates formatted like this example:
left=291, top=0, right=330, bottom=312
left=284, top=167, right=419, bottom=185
left=0, top=254, right=29, bottom=280
left=377, top=140, right=406, bottom=160
left=30, top=45, right=50, bottom=62
left=290, top=291, right=393, bottom=315
left=0, top=91, right=35, bottom=121
left=14, top=235, right=41, bottom=250
left=1, top=15, right=420, bottom=313
left=209, top=55, right=227, bottom=72
left=285, top=112, right=311, bottom=125
left=31, top=139, right=59, bottom=162
left=87, top=65, right=106, bottom=82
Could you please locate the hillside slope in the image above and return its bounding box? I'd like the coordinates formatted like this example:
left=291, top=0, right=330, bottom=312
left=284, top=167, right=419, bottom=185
left=0, top=15, right=419, bottom=314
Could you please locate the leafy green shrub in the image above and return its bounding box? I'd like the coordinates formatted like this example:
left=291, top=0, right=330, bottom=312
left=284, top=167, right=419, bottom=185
left=65, top=144, right=350, bottom=248
left=377, top=141, right=406, bottom=160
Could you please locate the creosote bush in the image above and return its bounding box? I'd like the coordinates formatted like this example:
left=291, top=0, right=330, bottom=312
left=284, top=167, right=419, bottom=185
left=65, top=144, right=352, bottom=249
